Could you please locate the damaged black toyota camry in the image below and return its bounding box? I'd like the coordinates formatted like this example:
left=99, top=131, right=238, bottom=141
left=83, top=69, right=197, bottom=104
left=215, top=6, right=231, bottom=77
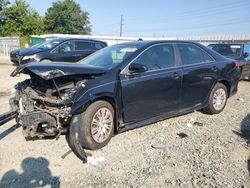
left=10, top=41, right=240, bottom=160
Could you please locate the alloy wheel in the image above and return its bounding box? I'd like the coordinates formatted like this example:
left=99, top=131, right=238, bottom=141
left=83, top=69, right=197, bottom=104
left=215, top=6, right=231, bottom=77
left=90, top=107, right=113, bottom=143
left=212, top=88, right=226, bottom=111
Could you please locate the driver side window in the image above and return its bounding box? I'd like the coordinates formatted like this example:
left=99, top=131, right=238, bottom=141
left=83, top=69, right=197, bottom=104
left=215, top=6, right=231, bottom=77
left=53, top=41, right=75, bottom=53
left=133, top=44, right=175, bottom=71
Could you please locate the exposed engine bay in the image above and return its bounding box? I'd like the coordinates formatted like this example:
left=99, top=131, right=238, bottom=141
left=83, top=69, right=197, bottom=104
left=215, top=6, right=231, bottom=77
left=10, top=74, right=86, bottom=138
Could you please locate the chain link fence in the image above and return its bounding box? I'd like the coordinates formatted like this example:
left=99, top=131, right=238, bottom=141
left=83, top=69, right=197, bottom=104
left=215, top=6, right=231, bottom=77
left=0, top=37, right=20, bottom=56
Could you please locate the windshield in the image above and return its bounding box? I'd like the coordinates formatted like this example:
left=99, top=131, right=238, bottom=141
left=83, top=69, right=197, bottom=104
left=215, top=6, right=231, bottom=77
left=32, top=39, right=62, bottom=49
left=208, top=44, right=242, bottom=58
left=78, top=43, right=143, bottom=69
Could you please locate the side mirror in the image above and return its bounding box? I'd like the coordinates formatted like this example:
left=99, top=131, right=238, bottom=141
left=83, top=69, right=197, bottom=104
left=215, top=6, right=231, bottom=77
left=129, top=63, right=148, bottom=73
left=243, top=52, right=249, bottom=58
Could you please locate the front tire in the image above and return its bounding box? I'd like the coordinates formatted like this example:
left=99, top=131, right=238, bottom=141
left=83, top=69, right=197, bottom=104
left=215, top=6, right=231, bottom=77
left=69, top=101, right=114, bottom=150
left=203, top=83, right=228, bottom=114
left=40, top=59, right=52, bottom=63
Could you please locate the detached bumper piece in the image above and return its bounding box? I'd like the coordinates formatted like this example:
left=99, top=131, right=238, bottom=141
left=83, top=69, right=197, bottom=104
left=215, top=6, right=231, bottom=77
left=0, top=110, right=17, bottom=126
left=21, top=112, right=58, bottom=138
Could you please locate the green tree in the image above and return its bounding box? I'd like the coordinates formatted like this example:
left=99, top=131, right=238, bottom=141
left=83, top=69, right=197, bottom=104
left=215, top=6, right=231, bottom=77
left=0, top=0, right=9, bottom=22
left=0, top=0, right=44, bottom=45
left=0, top=0, right=9, bottom=11
left=44, top=0, right=91, bottom=34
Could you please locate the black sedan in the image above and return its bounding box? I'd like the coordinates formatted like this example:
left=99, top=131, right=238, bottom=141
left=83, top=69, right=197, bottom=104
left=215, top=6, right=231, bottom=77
left=10, top=41, right=240, bottom=160
left=10, top=38, right=107, bottom=66
left=208, top=43, right=250, bottom=80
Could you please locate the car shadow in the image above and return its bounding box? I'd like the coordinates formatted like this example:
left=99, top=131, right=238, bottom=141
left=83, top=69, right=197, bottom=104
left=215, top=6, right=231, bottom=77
left=0, top=157, right=60, bottom=188
left=0, top=123, right=21, bottom=140
left=232, top=114, right=250, bottom=176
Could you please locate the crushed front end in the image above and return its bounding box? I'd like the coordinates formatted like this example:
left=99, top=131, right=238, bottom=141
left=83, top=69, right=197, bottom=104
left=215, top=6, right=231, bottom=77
left=9, top=62, right=106, bottom=139
left=10, top=78, right=78, bottom=139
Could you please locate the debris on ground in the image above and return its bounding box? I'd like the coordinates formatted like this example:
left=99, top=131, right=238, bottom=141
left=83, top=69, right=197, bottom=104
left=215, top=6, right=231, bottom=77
left=186, top=117, right=204, bottom=127
left=151, top=144, right=168, bottom=149
left=187, top=117, right=195, bottom=127
left=237, top=98, right=244, bottom=102
left=61, top=150, right=72, bottom=159
left=87, top=156, right=105, bottom=166
left=193, top=121, right=203, bottom=126
left=177, top=132, right=188, bottom=138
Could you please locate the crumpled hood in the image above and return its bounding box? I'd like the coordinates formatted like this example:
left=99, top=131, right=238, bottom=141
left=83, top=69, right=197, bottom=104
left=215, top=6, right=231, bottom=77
left=11, top=48, right=48, bottom=56
left=11, top=62, right=108, bottom=80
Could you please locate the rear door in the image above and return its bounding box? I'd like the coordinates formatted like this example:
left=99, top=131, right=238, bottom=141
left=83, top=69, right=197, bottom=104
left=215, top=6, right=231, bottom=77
left=176, top=43, right=218, bottom=110
left=120, top=43, right=182, bottom=123
left=74, top=41, right=96, bottom=61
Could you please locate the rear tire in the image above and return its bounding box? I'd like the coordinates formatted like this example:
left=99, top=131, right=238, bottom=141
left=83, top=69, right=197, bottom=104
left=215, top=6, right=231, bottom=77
left=69, top=101, right=114, bottom=150
left=203, top=83, right=228, bottom=114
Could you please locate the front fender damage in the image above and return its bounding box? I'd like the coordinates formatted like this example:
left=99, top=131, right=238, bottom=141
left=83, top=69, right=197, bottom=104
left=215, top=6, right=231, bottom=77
left=10, top=72, right=89, bottom=140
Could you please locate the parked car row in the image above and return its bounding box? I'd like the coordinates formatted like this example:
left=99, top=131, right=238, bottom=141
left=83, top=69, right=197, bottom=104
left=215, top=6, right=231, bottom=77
left=208, top=43, right=250, bottom=80
left=9, top=40, right=241, bottom=160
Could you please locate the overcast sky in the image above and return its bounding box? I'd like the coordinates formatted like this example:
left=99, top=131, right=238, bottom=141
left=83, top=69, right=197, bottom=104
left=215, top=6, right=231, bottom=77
left=17, top=0, right=250, bottom=37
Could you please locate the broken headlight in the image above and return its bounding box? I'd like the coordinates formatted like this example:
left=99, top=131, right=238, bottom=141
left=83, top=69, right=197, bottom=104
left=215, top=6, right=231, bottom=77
left=61, top=81, right=86, bottom=100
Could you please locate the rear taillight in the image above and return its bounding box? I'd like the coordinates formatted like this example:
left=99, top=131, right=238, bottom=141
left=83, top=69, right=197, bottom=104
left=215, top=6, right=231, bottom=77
left=235, top=63, right=240, bottom=69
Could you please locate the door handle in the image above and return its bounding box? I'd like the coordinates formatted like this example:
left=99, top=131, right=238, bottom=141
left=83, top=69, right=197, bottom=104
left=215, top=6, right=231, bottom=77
left=212, top=66, right=218, bottom=72
left=173, top=72, right=180, bottom=79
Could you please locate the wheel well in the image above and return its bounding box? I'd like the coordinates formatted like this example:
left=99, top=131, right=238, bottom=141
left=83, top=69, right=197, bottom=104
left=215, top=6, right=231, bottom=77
left=218, top=80, right=231, bottom=96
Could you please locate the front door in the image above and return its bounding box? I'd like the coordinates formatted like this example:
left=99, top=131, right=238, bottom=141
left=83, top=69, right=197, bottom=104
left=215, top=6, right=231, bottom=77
left=120, top=43, right=182, bottom=123
left=52, top=40, right=76, bottom=62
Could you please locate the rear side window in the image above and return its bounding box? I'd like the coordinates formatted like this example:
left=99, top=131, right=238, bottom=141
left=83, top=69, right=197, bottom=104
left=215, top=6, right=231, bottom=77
left=133, top=44, right=175, bottom=71
left=244, top=44, right=250, bottom=61
left=75, top=41, right=95, bottom=51
left=95, top=43, right=105, bottom=50
left=177, top=44, right=214, bottom=66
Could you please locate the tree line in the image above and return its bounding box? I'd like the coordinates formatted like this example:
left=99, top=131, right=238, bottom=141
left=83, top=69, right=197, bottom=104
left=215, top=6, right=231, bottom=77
left=0, top=0, right=91, bottom=46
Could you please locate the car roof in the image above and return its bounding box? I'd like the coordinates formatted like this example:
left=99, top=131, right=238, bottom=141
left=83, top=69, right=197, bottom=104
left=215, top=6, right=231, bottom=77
left=50, top=38, right=107, bottom=44
left=118, top=40, right=228, bottom=61
left=116, top=40, right=201, bottom=47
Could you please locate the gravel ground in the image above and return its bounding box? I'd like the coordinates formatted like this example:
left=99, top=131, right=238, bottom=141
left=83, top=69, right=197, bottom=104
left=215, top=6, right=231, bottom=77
left=0, top=59, right=27, bottom=94
left=0, top=64, right=249, bottom=187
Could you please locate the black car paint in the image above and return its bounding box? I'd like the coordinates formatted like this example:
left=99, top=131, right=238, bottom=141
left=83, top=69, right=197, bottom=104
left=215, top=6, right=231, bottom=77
left=12, top=41, right=240, bottom=134
left=208, top=43, right=250, bottom=79
left=10, top=39, right=107, bottom=66
left=11, top=62, right=108, bottom=80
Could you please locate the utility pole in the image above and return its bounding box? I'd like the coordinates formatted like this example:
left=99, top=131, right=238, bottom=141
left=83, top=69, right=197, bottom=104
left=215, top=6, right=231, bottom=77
left=120, top=15, right=123, bottom=37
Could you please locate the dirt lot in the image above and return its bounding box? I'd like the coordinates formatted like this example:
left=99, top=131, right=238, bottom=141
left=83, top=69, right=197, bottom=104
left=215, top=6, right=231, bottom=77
left=0, top=57, right=28, bottom=94
left=0, top=62, right=250, bottom=187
